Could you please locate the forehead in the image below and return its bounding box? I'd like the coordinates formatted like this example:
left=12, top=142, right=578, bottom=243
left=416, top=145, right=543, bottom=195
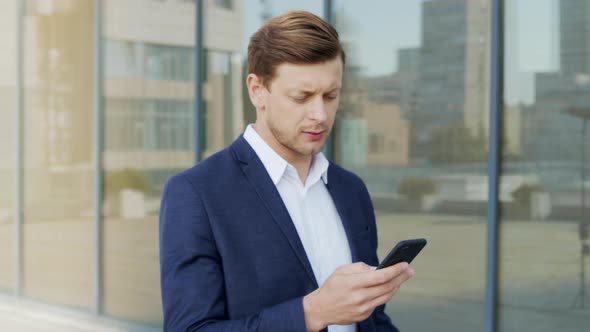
left=269, top=57, right=343, bottom=92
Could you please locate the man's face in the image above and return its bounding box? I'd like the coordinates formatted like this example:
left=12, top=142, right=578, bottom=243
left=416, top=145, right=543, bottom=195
left=250, top=57, right=343, bottom=162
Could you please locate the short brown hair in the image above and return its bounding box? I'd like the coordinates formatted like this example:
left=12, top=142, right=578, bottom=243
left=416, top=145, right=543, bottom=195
left=247, top=10, right=345, bottom=88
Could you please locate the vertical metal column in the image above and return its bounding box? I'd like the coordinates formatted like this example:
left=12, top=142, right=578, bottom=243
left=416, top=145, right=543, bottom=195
left=14, top=0, right=24, bottom=297
left=93, top=0, right=105, bottom=315
left=323, top=0, right=333, bottom=22
left=485, top=0, right=504, bottom=331
left=194, top=0, right=204, bottom=162
left=322, top=0, right=335, bottom=160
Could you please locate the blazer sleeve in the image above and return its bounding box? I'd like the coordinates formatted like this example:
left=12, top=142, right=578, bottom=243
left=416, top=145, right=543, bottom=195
left=358, top=181, right=400, bottom=332
left=159, top=173, right=307, bottom=332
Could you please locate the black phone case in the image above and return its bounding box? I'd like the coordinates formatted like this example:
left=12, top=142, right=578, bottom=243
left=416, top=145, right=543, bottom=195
left=377, top=238, right=427, bottom=269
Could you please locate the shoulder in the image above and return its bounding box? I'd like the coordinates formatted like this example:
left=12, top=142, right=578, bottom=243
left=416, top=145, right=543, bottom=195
left=328, top=162, right=374, bottom=211
left=328, top=162, right=368, bottom=190
left=164, top=147, right=237, bottom=194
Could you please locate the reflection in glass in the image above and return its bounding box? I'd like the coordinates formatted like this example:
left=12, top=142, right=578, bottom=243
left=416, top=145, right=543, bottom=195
left=500, top=0, right=590, bottom=330
left=22, top=0, right=95, bottom=309
left=0, top=0, right=17, bottom=292
left=333, top=1, right=489, bottom=330
left=202, top=51, right=243, bottom=158
left=102, top=0, right=197, bottom=325
left=200, top=0, right=245, bottom=158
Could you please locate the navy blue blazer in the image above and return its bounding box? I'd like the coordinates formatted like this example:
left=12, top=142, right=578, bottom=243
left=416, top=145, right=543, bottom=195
left=159, top=135, right=398, bottom=332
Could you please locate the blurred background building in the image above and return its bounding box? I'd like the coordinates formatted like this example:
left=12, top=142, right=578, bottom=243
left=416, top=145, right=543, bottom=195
left=1, top=0, right=589, bottom=331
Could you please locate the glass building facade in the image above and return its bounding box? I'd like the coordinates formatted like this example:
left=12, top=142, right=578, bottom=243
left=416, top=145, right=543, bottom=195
left=0, top=0, right=588, bottom=331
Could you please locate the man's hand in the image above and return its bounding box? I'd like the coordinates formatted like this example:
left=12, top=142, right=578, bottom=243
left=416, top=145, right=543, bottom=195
left=303, top=262, right=414, bottom=332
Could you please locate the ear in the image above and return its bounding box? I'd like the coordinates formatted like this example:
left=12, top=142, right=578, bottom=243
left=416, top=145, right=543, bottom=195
left=246, top=74, right=266, bottom=111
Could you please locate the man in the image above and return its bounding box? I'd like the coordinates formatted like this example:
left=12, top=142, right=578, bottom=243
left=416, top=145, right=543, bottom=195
left=159, top=10, right=414, bottom=332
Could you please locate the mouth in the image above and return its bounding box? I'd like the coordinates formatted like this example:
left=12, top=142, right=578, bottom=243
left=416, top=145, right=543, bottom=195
left=302, top=130, right=325, bottom=141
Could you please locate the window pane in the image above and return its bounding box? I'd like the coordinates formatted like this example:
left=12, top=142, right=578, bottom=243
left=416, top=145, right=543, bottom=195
left=102, top=0, right=196, bottom=325
left=22, top=0, right=95, bottom=309
left=0, top=0, right=17, bottom=292
left=202, top=51, right=241, bottom=157
left=500, top=0, right=590, bottom=330
left=333, top=1, right=489, bottom=330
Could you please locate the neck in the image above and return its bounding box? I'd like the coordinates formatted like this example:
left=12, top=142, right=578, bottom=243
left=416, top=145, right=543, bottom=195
left=252, top=123, right=313, bottom=184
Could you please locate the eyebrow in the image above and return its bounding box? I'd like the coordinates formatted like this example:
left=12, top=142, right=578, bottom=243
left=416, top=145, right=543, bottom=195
left=289, top=87, right=341, bottom=95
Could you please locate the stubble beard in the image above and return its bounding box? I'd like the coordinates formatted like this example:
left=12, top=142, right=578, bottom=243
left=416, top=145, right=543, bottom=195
left=268, top=122, right=328, bottom=159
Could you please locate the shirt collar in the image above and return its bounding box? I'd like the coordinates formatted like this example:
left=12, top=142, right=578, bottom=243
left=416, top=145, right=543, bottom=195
left=243, top=124, right=329, bottom=186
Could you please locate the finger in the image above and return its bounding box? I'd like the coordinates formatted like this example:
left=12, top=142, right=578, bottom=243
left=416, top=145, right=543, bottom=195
left=382, top=262, right=410, bottom=276
left=336, top=262, right=374, bottom=274
left=358, top=276, right=400, bottom=303
left=355, top=262, right=409, bottom=288
left=390, top=265, right=414, bottom=287
left=366, top=285, right=399, bottom=309
left=364, top=266, right=414, bottom=301
left=379, top=263, right=413, bottom=286
left=371, top=267, right=412, bottom=298
left=355, top=267, right=414, bottom=312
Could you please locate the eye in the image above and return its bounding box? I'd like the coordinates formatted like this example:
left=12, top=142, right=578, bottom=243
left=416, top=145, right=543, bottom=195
left=292, top=96, right=307, bottom=103
left=324, top=94, right=338, bottom=100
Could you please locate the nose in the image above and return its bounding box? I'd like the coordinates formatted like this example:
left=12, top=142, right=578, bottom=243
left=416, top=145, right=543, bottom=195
left=308, top=96, right=328, bottom=123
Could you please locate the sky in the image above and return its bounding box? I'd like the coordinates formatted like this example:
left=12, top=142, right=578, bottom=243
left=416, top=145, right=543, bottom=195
left=242, top=0, right=560, bottom=105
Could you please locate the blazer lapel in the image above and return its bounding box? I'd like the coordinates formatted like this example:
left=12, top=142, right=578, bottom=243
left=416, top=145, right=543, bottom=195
left=325, top=164, right=369, bottom=263
left=230, top=136, right=318, bottom=287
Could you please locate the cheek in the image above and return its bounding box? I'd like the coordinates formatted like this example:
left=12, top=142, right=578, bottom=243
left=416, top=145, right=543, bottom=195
left=278, top=114, right=303, bottom=135
left=326, top=106, right=338, bottom=124
left=270, top=103, right=305, bottom=129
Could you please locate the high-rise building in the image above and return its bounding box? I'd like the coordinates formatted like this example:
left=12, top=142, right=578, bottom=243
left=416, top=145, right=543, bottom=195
left=337, top=46, right=411, bottom=169
left=463, top=0, right=491, bottom=138
left=410, top=0, right=491, bottom=163
left=560, top=0, right=590, bottom=74
left=365, top=102, right=409, bottom=167
left=532, top=0, right=590, bottom=162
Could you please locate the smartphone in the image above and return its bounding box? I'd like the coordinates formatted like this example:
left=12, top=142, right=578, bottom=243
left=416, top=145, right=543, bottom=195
left=377, top=238, right=427, bottom=269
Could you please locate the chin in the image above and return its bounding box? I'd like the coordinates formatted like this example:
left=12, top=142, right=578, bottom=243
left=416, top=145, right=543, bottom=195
left=288, top=139, right=326, bottom=157
left=305, top=144, right=325, bottom=156
left=291, top=146, right=316, bottom=157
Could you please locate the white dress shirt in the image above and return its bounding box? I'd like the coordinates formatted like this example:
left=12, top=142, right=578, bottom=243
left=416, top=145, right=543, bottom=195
left=244, top=125, right=355, bottom=332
